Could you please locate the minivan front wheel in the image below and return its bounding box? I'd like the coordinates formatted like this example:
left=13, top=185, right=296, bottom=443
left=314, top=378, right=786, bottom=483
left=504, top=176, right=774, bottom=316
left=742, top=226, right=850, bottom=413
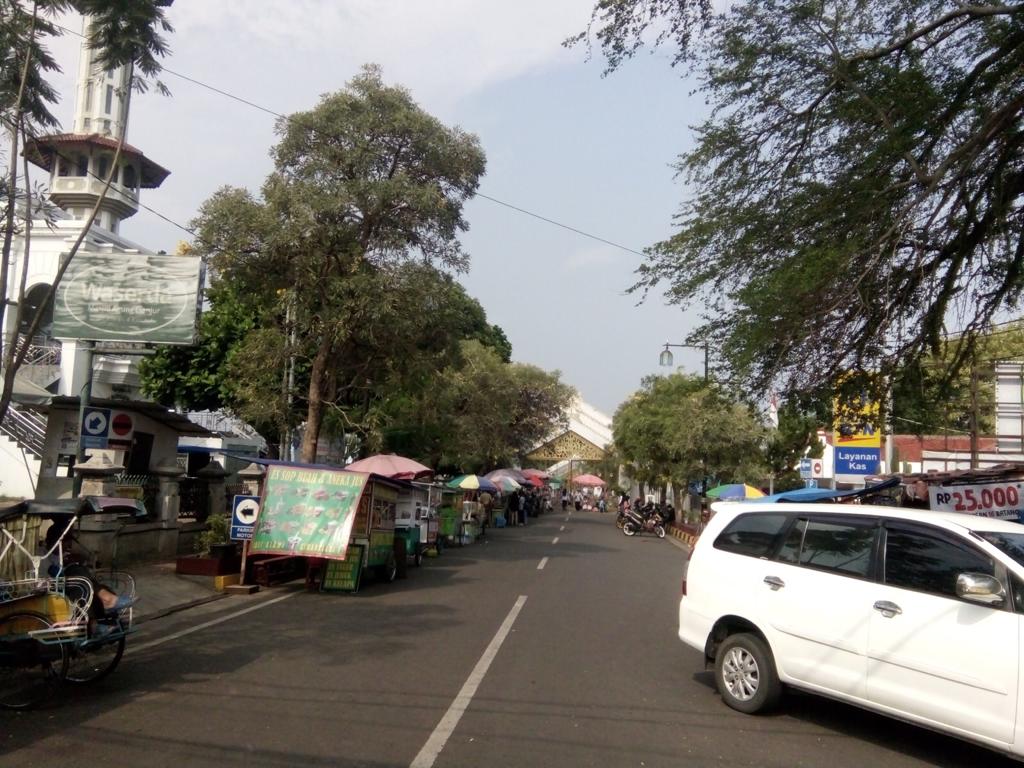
left=715, top=632, right=781, bottom=714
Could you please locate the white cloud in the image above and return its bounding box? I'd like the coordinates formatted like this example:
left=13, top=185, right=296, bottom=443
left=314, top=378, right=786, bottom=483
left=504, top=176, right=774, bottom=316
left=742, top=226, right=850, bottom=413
left=171, top=0, right=594, bottom=109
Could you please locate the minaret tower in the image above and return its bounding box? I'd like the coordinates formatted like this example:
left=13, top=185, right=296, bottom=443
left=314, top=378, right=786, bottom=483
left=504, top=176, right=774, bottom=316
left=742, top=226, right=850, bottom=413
left=24, top=16, right=170, bottom=235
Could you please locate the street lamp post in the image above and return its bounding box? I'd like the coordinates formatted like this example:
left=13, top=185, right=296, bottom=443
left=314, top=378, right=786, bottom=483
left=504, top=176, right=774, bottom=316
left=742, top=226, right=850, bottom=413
left=659, top=342, right=709, bottom=383
left=658, top=340, right=711, bottom=510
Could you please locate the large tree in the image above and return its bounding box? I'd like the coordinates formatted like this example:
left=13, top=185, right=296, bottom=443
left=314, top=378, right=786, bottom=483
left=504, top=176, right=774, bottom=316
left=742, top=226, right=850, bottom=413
left=398, top=340, right=574, bottom=473
left=573, top=0, right=1024, bottom=397
left=613, top=373, right=767, bottom=497
left=184, top=66, right=486, bottom=462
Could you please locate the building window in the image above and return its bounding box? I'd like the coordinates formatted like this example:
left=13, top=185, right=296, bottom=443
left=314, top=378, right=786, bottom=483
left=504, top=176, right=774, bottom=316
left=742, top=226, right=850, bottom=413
left=58, top=158, right=69, bottom=177
left=123, top=164, right=137, bottom=189
left=105, top=84, right=113, bottom=114
left=83, top=117, right=91, bottom=132
left=102, top=119, right=111, bottom=135
left=76, top=155, right=88, bottom=177
left=97, top=155, right=109, bottom=180
left=84, top=82, right=92, bottom=111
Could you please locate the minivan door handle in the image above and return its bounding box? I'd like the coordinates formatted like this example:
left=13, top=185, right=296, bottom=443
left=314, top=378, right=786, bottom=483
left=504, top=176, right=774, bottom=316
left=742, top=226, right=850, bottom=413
left=763, top=575, right=785, bottom=590
left=873, top=600, right=902, bottom=618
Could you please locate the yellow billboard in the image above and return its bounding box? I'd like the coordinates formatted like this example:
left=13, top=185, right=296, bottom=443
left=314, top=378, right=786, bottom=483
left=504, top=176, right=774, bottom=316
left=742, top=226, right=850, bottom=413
left=833, top=378, right=881, bottom=449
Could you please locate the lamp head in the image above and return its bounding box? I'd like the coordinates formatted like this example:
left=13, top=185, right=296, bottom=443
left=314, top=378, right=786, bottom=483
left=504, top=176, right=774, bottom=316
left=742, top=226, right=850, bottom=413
left=658, top=347, right=673, bottom=367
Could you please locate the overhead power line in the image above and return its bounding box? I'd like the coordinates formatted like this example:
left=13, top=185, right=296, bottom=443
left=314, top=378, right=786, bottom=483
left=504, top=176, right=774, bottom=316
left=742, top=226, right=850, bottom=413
left=51, top=21, right=648, bottom=259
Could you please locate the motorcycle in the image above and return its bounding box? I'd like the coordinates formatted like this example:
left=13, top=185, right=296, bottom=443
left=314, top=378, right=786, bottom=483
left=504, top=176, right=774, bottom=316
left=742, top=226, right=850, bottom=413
left=622, top=505, right=665, bottom=538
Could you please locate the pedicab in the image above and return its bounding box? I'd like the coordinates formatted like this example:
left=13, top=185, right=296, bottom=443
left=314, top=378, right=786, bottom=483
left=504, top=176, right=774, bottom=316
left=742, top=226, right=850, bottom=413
left=250, top=465, right=400, bottom=590
left=0, top=498, right=141, bottom=709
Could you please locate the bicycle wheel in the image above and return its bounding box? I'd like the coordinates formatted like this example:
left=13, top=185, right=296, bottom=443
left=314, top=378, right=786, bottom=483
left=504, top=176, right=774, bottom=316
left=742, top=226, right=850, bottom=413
left=0, top=612, right=68, bottom=709
left=65, top=628, right=126, bottom=684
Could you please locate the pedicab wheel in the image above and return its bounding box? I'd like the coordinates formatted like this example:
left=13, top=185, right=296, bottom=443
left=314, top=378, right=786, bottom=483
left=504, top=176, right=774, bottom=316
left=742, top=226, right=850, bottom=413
left=623, top=521, right=638, bottom=536
left=65, top=630, right=126, bottom=684
left=655, top=525, right=666, bottom=539
left=0, top=612, right=68, bottom=709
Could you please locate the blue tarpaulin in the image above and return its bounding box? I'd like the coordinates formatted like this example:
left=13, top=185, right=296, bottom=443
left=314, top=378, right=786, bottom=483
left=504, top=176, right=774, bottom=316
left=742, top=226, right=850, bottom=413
left=748, top=477, right=900, bottom=504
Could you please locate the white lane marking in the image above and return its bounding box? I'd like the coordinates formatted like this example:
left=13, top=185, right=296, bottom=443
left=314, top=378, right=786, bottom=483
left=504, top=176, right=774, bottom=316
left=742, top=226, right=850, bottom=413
left=559, top=525, right=565, bottom=532
left=552, top=537, right=559, bottom=545
left=410, top=595, right=528, bottom=768
left=537, top=557, right=549, bottom=570
left=128, top=592, right=299, bottom=654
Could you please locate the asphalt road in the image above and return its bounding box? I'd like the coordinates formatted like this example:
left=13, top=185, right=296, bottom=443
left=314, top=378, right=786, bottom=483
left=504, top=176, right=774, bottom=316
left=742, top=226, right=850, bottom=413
left=1, top=509, right=1017, bottom=767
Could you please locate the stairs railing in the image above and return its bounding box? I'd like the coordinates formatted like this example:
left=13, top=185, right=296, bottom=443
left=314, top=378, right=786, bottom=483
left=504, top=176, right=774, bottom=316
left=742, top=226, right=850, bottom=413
left=0, top=403, right=47, bottom=458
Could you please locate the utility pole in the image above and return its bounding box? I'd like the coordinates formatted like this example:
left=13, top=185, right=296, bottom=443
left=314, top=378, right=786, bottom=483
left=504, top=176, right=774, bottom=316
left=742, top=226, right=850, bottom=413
left=969, top=363, right=980, bottom=469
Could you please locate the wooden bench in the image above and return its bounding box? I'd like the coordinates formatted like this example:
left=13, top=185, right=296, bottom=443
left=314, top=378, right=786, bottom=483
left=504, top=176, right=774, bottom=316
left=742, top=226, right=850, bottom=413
left=251, top=556, right=304, bottom=587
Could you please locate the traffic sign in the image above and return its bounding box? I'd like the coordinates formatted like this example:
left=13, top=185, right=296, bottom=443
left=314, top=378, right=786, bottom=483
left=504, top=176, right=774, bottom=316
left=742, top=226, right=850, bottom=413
left=231, top=495, right=260, bottom=541
left=111, top=411, right=133, bottom=437
left=81, top=407, right=111, bottom=449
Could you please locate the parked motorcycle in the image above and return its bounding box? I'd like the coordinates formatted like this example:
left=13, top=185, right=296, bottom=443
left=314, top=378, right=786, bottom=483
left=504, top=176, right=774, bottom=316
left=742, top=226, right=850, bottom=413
left=622, top=506, right=665, bottom=538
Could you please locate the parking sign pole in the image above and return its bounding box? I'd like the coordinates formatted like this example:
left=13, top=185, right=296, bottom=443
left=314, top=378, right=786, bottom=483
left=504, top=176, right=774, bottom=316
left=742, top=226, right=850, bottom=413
left=72, top=342, right=95, bottom=497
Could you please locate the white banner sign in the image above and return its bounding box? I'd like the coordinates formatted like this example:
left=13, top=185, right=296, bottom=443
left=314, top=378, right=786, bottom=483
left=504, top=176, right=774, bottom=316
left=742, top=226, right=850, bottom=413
left=929, top=481, right=1024, bottom=521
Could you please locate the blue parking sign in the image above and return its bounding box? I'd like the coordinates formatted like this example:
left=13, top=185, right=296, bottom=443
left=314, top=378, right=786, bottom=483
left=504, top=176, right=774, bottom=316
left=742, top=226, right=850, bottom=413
left=231, top=495, right=260, bottom=541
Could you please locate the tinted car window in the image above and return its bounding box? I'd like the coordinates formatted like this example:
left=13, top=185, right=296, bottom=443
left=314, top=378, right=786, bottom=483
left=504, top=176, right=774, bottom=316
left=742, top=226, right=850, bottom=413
left=884, top=525, right=995, bottom=599
left=776, top=518, right=806, bottom=564
left=797, top=519, right=875, bottom=577
left=714, top=513, right=788, bottom=558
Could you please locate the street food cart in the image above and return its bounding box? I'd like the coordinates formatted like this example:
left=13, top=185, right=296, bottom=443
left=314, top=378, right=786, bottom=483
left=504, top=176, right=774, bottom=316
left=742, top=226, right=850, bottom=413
left=250, top=465, right=399, bottom=589
left=395, top=482, right=442, bottom=565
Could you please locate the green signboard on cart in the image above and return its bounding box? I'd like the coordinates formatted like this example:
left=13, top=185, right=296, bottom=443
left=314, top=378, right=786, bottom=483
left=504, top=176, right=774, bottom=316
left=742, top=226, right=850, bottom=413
left=320, top=544, right=365, bottom=593
left=251, top=466, right=368, bottom=560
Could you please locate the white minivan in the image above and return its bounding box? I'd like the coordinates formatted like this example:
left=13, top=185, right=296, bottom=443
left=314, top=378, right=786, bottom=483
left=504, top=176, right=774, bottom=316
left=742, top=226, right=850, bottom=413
left=679, top=502, right=1024, bottom=758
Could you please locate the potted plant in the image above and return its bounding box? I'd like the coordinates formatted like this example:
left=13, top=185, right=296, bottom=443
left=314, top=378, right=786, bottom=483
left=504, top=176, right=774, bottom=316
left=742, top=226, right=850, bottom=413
left=176, top=512, right=240, bottom=576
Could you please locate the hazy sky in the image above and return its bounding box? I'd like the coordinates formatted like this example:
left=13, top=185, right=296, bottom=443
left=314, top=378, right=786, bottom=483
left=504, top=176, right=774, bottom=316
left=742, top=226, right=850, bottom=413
left=45, top=1, right=712, bottom=418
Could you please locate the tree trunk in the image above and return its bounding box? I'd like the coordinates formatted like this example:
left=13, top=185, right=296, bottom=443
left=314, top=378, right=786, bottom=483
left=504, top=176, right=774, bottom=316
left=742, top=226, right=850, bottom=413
left=299, top=334, right=333, bottom=463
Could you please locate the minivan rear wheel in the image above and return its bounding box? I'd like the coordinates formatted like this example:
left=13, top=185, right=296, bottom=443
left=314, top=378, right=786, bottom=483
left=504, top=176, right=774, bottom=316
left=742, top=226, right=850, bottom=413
left=715, top=632, right=781, bottom=714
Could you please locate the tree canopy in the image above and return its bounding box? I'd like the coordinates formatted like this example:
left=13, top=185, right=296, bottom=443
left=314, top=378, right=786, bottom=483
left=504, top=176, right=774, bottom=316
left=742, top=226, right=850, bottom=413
left=612, top=373, right=767, bottom=493
left=574, top=0, right=1024, bottom=398
left=167, top=66, right=487, bottom=462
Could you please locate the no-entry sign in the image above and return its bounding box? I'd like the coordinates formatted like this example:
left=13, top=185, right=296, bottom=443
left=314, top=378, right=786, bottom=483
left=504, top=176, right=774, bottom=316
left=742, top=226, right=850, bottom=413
left=111, top=412, right=133, bottom=437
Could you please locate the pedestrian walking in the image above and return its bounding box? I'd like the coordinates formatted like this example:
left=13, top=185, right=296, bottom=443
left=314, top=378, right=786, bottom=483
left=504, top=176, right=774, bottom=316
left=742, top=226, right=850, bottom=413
left=518, top=493, right=527, bottom=526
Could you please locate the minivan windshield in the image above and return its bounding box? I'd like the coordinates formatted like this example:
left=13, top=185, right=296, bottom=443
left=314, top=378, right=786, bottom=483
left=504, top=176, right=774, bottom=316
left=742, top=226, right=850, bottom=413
left=977, top=532, right=1024, bottom=569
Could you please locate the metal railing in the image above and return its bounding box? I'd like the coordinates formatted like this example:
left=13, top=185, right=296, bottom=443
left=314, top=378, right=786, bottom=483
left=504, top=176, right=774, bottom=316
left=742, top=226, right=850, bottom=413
left=17, top=334, right=61, bottom=366
left=0, top=403, right=46, bottom=457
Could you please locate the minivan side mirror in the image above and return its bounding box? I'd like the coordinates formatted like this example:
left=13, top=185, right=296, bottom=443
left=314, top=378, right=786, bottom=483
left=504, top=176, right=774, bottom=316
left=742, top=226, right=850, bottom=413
left=956, top=572, right=1006, bottom=606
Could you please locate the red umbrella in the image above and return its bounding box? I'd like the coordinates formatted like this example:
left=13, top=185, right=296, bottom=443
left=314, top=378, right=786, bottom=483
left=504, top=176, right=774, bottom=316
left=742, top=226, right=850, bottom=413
left=522, top=475, right=545, bottom=487
left=346, top=453, right=433, bottom=480
left=571, top=473, right=606, bottom=487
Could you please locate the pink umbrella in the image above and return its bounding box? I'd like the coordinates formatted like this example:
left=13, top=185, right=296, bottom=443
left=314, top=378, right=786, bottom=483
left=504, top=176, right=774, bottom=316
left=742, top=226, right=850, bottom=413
left=521, top=468, right=549, bottom=479
left=346, top=453, right=433, bottom=480
left=571, top=473, right=606, bottom=487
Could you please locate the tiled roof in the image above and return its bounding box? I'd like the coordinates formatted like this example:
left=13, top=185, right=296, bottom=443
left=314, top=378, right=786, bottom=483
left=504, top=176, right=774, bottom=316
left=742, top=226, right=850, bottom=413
left=24, top=133, right=170, bottom=188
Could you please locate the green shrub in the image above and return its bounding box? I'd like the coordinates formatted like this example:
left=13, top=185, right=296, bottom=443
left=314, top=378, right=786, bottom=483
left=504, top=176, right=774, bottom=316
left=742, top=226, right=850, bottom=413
left=194, top=512, right=230, bottom=555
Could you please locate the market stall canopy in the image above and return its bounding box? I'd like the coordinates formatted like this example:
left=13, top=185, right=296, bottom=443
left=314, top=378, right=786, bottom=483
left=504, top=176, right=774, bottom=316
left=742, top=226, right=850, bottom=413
left=447, top=474, right=499, bottom=493
left=706, top=483, right=765, bottom=500
left=346, top=453, right=433, bottom=480
left=521, top=468, right=550, bottom=479
left=489, top=476, right=521, bottom=492
left=571, top=473, right=606, bottom=487
left=485, top=468, right=528, bottom=483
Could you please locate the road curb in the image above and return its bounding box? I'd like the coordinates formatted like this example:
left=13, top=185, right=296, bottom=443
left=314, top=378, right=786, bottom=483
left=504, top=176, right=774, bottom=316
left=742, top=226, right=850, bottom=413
left=667, top=524, right=698, bottom=548
left=135, top=593, right=229, bottom=625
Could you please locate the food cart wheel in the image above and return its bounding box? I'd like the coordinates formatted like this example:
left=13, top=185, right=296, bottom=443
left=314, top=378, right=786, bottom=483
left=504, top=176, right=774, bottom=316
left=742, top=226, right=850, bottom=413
left=380, top=552, right=398, bottom=583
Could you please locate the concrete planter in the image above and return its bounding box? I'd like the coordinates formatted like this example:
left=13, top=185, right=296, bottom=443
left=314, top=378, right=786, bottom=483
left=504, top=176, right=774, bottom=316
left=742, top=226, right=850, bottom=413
left=175, top=553, right=241, bottom=576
